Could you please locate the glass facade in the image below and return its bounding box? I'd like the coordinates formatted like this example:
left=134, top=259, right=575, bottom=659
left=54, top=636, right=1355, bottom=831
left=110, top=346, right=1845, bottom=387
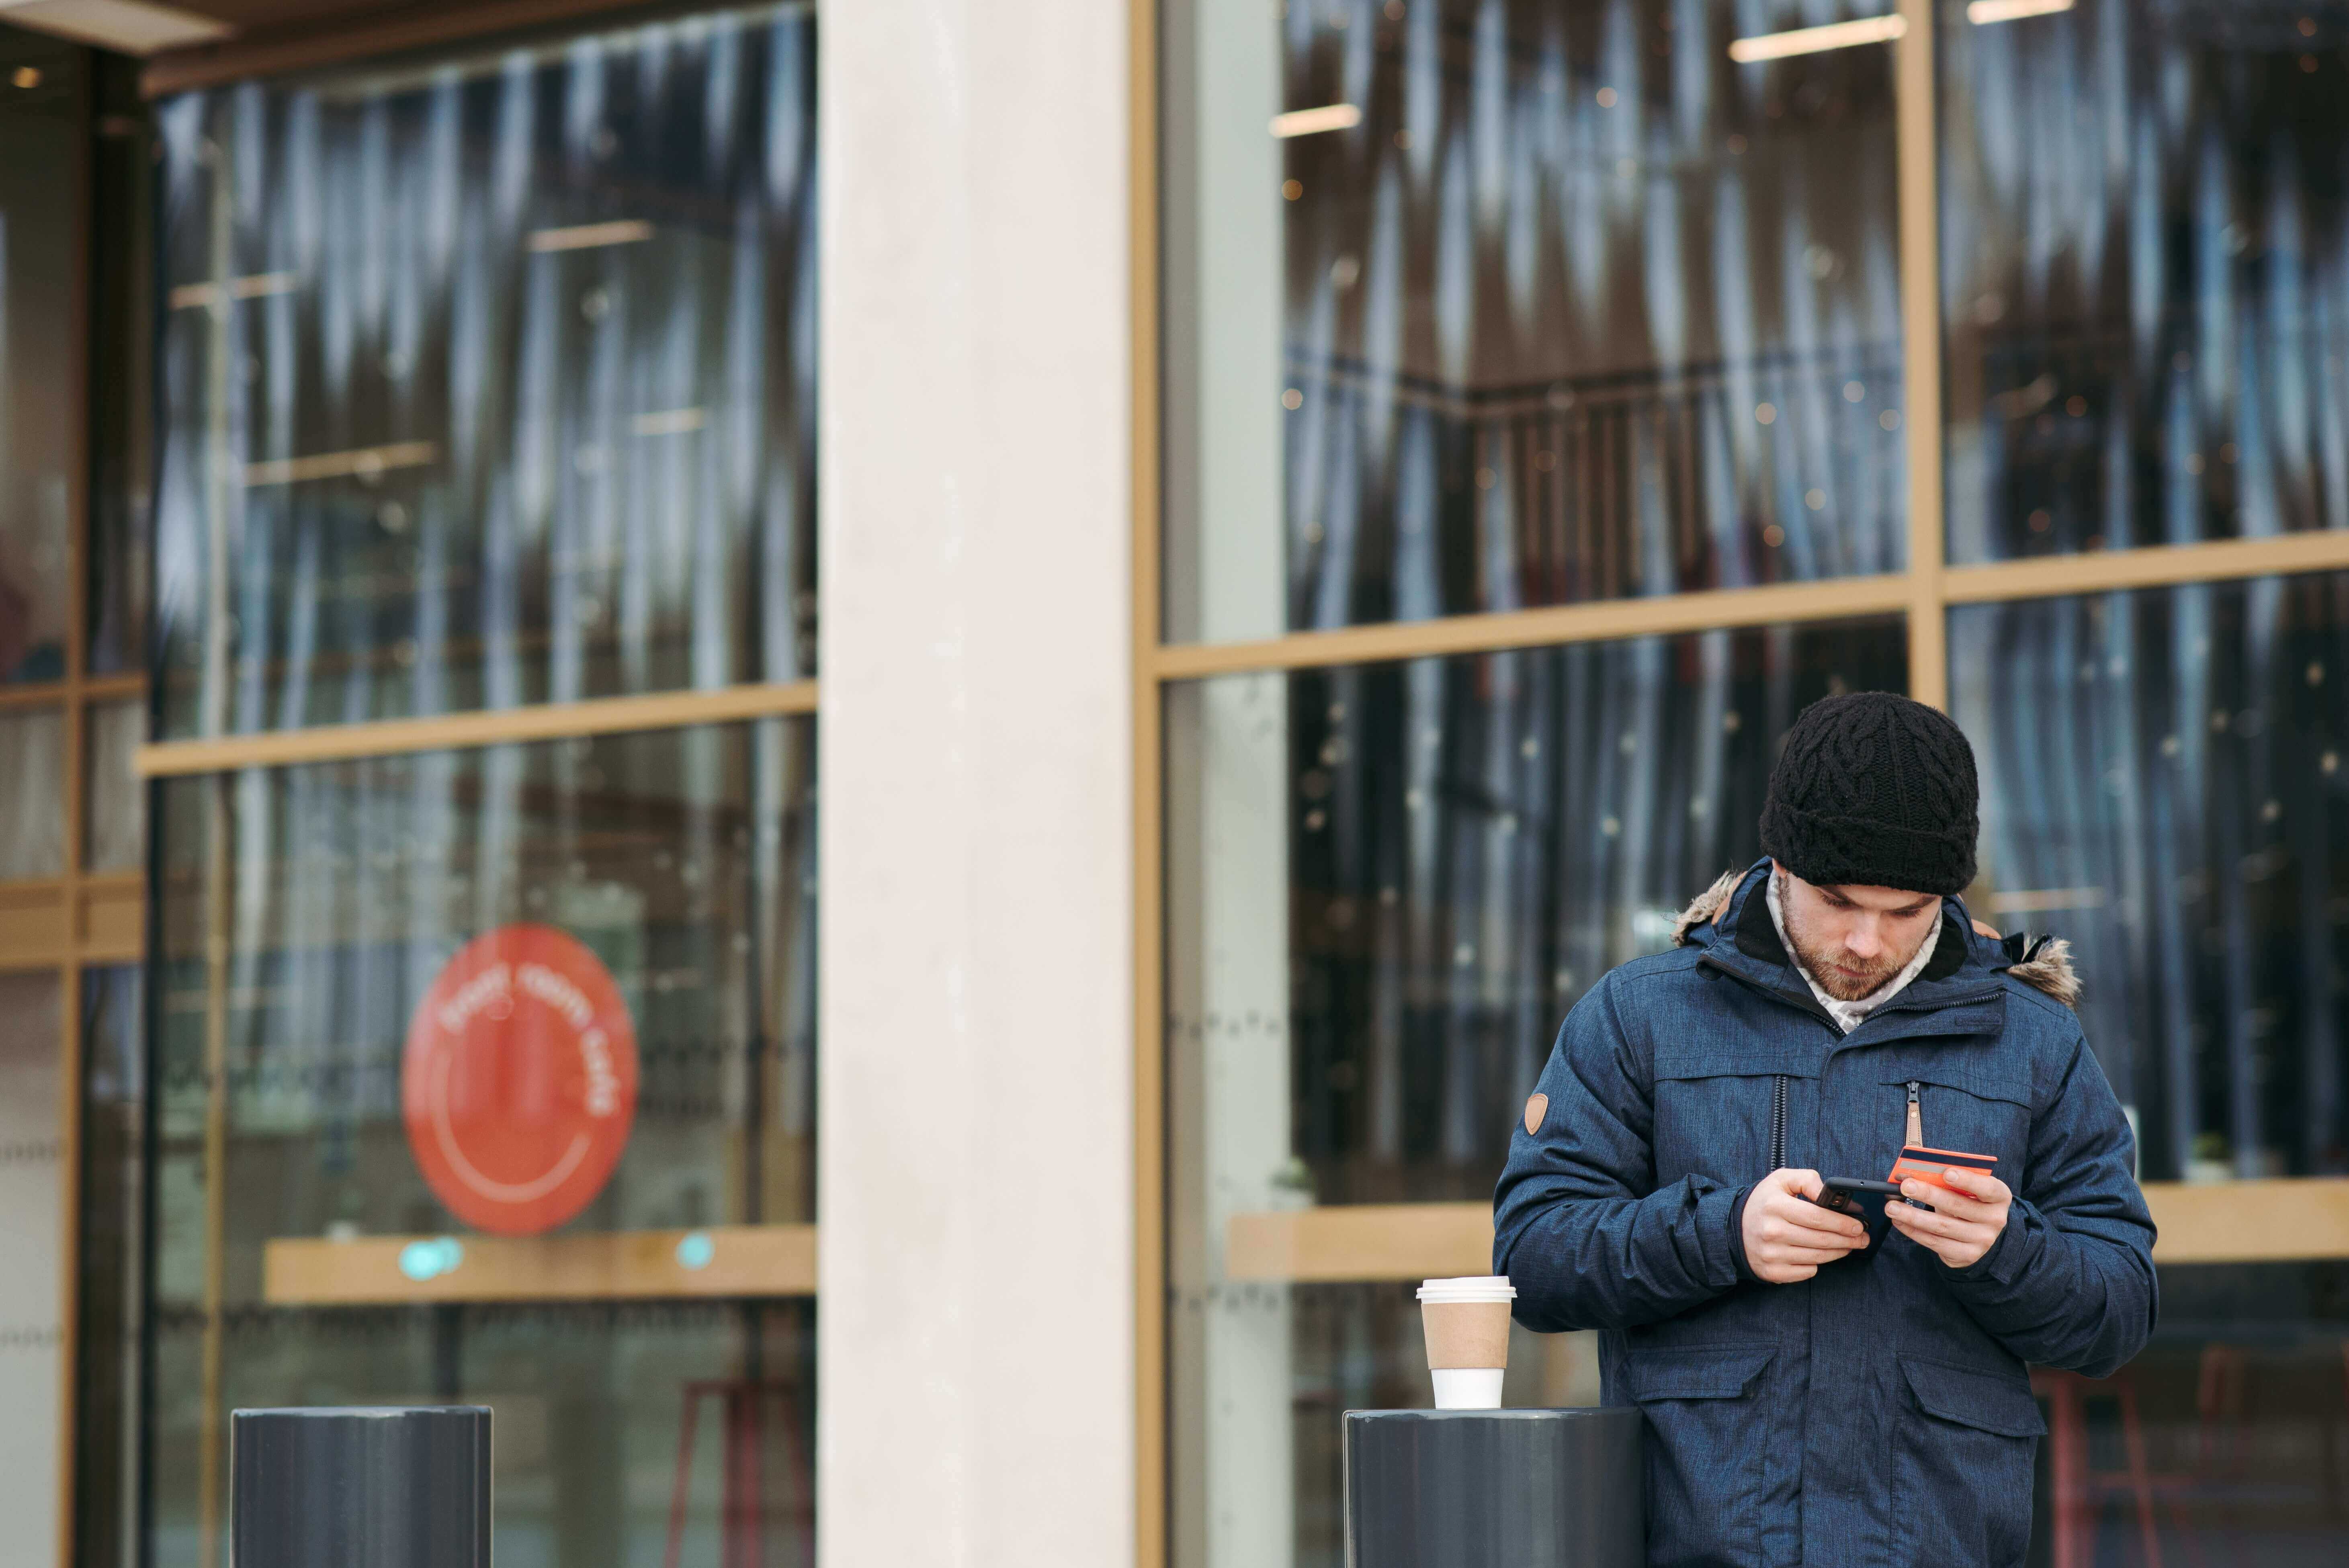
left=119, top=8, right=827, bottom=1567
left=1952, top=574, right=2349, bottom=1179
left=152, top=4, right=818, bottom=739
left=1165, top=618, right=1905, bottom=1564
left=0, top=29, right=81, bottom=686
left=0, top=706, right=66, bottom=879
left=0, top=970, right=64, bottom=1548
left=1165, top=4, right=2349, bottom=1566
left=1941, top=0, right=2349, bottom=563
left=1164, top=0, right=1907, bottom=644
left=76, top=965, right=143, bottom=1568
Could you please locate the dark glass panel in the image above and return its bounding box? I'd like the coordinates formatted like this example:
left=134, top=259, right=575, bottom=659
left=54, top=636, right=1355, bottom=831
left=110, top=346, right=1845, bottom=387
left=1165, top=0, right=1906, bottom=643
left=1950, top=574, right=2349, bottom=1182
left=76, top=965, right=142, bottom=1568
left=0, top=706, right=66, bottom=878
left=0, top=29, right=83, bottom=684
left=148, top=1301, right=814, bottom=1568
left=88, top=57, right=153, bottom=679
left=152, top=4, right=818, bottom=737
left=1941, top=0, right=2349, bottom=561
left=1165, top=616, right=1904, bottom=1568
left=84, top=698, right=145, bottom=875
left=147, top=717, right=817, bottom=1565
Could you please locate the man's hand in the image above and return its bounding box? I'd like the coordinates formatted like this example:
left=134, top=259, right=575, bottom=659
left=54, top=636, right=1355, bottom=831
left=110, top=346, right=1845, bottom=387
left=1742, top=1168, right=1868, bottom=1282
left=1888, top=1165, right=2012, bottom=1269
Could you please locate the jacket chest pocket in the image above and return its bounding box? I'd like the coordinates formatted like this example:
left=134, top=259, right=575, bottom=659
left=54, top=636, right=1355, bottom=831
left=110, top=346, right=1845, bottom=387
left=1880, top=1063, right=2031, bottom=1185
left=1653, top=1044, right=1819, bottom=1185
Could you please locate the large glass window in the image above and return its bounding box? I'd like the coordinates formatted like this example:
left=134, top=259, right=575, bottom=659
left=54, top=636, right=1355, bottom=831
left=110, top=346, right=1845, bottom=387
left=76, top=965, right=143, bottom=1568
left=149, top=719, right=817, bottom=1565
left=1163, top=0, right=1908, bottom=645
left=1164, top=618, right=1905, bottom=1566
left=1940, top=0, right=2349, bottom=562
left=1952, top=573, right=2349, bottom=1183
left=0, top=28, right=80, bottom=686
left=152, top=4, right=818, bottom=739
left=1162, top=5, right=2349, bottom=1567
left=133, top=9, right=823, bottom=1568
left=1950, top=572, right=2349, bottom=1563
left=0, top=972, right=63, bottom=1546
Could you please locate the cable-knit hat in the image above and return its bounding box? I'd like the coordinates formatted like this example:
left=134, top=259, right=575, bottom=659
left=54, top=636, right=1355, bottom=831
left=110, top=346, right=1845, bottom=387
left=1759, top=692, right=1979, bottom=896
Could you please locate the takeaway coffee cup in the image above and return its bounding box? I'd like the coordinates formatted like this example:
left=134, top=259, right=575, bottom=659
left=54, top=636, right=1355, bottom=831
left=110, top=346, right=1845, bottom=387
left=1416, top=1276, right=1515, bottom=1409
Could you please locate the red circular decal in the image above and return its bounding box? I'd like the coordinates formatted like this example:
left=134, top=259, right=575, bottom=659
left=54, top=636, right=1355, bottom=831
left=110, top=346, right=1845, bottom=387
left=402, top=925, right=639, bottom=1236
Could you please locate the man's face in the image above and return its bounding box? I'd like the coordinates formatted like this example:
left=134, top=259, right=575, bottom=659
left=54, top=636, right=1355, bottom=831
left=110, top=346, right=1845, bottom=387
left=1774, top=863, right=1943, bottom=1002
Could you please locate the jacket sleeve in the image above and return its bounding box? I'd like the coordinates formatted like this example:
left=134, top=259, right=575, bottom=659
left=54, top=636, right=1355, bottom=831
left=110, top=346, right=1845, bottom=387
left=1939, top=1024, right=2158, bottom=1376
left=1492, top=971, right=1746, bottom=1331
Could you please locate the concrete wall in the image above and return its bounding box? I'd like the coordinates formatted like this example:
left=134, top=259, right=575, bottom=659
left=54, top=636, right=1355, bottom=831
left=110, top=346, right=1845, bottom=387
left=817, top=0, right=1136, bottom=1564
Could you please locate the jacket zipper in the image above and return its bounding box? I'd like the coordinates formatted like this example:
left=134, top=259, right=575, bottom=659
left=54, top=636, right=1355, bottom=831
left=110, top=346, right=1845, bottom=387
left=1905, top=1079, right=1924, bottom=1148
left=1770, top=1074, right=1789, bottom=1170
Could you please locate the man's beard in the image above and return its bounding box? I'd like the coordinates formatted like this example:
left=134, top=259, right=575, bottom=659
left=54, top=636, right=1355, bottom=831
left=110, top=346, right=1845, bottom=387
left=1777, top=875, right=1927, bottom=1002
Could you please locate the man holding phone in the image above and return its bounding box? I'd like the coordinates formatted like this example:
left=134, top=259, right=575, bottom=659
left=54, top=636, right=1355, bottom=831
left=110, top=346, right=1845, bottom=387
left=1494, top=693, right=2155, bottom=1567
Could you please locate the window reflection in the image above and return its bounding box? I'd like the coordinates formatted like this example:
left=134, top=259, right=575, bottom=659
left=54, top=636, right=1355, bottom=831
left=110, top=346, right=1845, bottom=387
left=0, top=971, right=61, bottom=1553
left=147, top=1301, right=813, bottom=1568
left=0, top=34, right=82, bottom=684
left=1165, top=617, right=1904, bottom=1568
left=1941, top=0, right=2349, bottom=561
left=89, top=63, right=154, bottom=681
left=1166, top=0, right=1906, bottom=643
left=1951, top=575, right=2349, bottom=1183
left=152, top=3, right=818, bottom=738
left=85, top=700, right=147, bottom=876
left=148, top=718, right=816, bottom=1564
left=2113, top=1261, right=2349, bottom=1565
left=0, top=708, right=66, bottom=879
left=77, top=966, right=142, bottom=1568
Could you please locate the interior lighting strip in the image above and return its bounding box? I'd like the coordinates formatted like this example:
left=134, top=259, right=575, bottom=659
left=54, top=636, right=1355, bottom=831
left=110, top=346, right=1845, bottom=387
left=526, top=219, right=654, bottom=253
left=1966, top=0, right=2073, bottom=21
left=1271, top=103, right=1362, bottom=138
left=1728, top=14, right=1906, bottom=62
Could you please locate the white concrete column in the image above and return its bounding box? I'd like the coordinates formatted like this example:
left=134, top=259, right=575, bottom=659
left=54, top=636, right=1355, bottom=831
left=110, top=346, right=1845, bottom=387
left=816, top=0, right=1134, bottom=1566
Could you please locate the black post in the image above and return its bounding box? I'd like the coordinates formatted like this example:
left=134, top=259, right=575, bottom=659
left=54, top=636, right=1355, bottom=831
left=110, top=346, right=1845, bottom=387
left=232, top=1406, right=491, bottom=1568
left=1344, top=1408, right=1644, bottom=1568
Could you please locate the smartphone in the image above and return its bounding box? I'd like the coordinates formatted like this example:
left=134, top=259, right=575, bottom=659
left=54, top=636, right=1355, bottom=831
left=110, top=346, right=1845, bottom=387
left=1806, top=1177, right=1903, bottom=1262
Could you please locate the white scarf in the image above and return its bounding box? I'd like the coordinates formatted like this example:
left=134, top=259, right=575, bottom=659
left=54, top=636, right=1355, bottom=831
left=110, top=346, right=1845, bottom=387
left=1765, top=872, right=1940, bottom=1035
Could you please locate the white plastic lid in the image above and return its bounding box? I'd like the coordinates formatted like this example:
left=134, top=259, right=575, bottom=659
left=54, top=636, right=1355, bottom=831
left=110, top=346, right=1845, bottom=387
left=1415, top=1275, right=1516, bottom=1302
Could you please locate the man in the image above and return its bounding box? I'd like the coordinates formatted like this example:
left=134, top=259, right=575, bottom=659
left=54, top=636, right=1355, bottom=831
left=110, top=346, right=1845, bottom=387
left=1494, top=692, right=2155, bottom=1568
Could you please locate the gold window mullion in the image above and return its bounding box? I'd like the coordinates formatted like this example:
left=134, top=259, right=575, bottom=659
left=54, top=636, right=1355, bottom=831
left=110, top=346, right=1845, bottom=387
left=1897, top=0, right=1948, bottom=710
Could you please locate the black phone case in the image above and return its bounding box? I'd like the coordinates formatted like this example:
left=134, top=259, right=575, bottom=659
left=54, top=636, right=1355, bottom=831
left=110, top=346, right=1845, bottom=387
left=1808, top=1177, right=1902, bottom=1262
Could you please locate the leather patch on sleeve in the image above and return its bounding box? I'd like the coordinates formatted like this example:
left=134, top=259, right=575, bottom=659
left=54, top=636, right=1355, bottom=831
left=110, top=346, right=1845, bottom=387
left=1524, top=1093, right=1549, bottom=1136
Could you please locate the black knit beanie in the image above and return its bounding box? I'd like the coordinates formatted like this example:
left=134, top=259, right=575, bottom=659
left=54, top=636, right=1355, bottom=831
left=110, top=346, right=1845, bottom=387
left=1759, top=692, right=1979, bottom=896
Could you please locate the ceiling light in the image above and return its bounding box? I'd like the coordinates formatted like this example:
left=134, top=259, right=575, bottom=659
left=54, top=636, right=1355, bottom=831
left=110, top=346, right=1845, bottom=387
left=1728, top=14, right=1906, bottom=63
left=168, top=272, right=300, bottom=311
left=0, top=0, right=229, bottom=55
left=631, top=408, right=707, bottom=438
left=1271, top=104, right=1363, bottom=139
left=527, top=220, right=654, bottom=254
left=1967, top=0, right=2073, bottom=20
left=242, top=441, right=436, bottom=489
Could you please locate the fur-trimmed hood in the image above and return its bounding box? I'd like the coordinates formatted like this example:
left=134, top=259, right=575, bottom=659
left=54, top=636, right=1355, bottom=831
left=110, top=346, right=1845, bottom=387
left=1670, top=865, right=2080, bottom=1007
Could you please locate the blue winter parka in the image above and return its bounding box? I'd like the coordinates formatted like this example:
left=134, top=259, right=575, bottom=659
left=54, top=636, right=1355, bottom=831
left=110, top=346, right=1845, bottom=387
left=1492, top=860, right=2157, bottom=1568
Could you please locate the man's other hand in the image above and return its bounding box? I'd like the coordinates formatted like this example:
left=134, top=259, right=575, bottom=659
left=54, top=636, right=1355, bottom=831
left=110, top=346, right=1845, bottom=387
left=1742, top=1168, right=1868, bottom=1283
left=1888, top=1166, right=2013, bottom=1269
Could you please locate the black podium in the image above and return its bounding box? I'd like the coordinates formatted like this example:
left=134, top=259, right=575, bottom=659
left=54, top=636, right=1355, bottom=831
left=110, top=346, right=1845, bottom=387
left=1344, top=1407, right=1644, bottom=1568
left=232, top=1406, right=491, bottom=1568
